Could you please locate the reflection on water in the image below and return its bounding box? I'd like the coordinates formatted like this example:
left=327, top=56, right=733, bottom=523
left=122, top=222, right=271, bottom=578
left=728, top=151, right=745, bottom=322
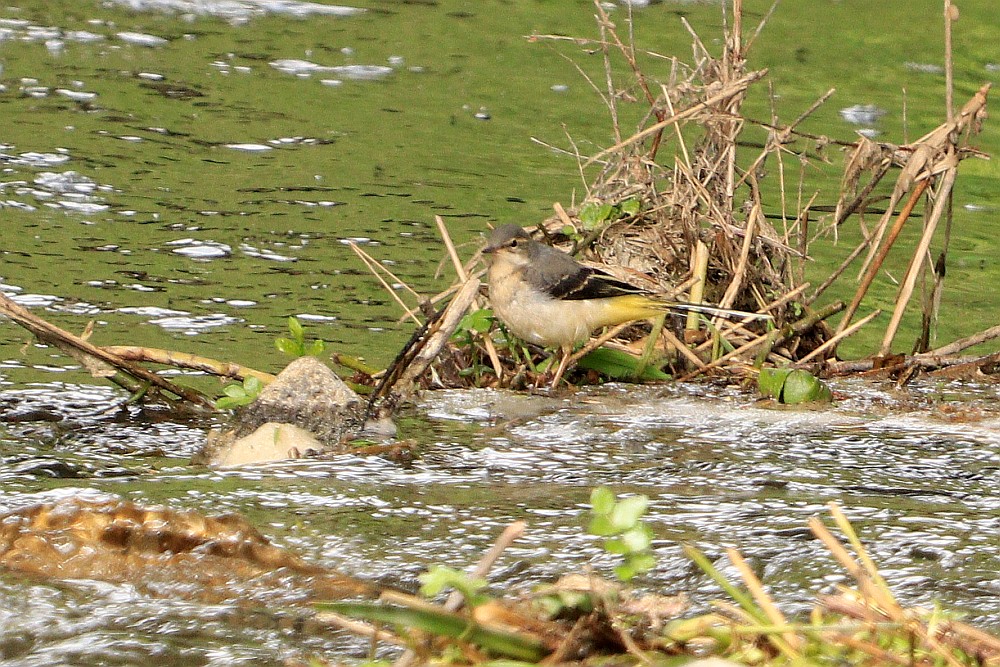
left=1, top=380, right=998, bottom=664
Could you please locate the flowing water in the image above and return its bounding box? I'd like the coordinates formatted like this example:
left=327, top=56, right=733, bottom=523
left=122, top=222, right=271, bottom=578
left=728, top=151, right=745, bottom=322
left=1, top=0, right=999, bottom=664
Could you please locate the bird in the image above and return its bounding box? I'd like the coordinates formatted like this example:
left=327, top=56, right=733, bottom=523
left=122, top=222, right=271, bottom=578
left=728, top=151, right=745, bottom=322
left=481, top=223, right=766, bottom=388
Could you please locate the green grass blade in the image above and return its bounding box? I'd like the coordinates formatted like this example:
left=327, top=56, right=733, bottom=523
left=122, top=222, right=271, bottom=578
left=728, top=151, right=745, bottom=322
left=318, top=601, right=548, bottom=662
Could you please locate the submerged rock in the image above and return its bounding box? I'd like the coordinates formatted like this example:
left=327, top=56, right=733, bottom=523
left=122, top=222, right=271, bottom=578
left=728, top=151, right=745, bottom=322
left=197, top=356, right=378, bottom=466
left=204, top=422, right=322, bottom=467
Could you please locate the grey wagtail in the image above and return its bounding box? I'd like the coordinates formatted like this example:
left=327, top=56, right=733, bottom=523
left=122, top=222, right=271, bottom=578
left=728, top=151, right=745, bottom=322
left=482, top=224, right=765, bottom=387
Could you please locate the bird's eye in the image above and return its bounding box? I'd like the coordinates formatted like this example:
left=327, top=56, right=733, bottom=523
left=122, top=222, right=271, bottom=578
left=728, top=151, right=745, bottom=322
left=509, top=239, right=518, bottom=248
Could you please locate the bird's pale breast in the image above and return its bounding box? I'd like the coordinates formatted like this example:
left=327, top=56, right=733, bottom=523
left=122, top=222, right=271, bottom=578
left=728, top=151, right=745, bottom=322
left=488, top=263, right=613, bottom=348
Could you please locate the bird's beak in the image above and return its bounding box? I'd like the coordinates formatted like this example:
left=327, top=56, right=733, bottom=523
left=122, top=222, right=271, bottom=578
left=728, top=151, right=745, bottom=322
left=481, top=244, right=498, bottom=255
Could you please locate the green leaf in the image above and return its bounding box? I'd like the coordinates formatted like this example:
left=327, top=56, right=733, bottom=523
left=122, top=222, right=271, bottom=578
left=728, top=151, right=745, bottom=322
left=609, top=494, right=649, bottom=530
left=287, top=315, right=304, bottom=341
left=780, top=369, right=833, bottom=404
left=614, top=563, right=638, bottom=581
left=626, top=551, right=656, bottom=574
left=214, top=396, right=242, bottom=409
left=620, top=525, right=653, bottom=552
left=306, top=340, right=326, bottom=356
left=419, top=565, right=489, bottom=607
left=587, top=515, right=617, bottom=537
left=457, top=308, right=495, bottom=335
left=275, top=337, right=300, bottom=356
left=781, top=370, right=826, bottom=404
left=603, top=538, right=629, bottom=555
left=579, top=202, right=614, bottom=229
left=757, top=367, right=792, bottom=399
left=590, top=486, right=617, bottom=515
left=222, top=384, right=246, bottom=398
left=576, top=347, right=670, bottom=381
left=244, top=376, right=262, bottom=394
left=619, top=197, right=641, bottom=216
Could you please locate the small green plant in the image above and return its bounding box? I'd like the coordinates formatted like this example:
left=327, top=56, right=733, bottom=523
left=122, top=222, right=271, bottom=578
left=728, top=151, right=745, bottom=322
left=561, top=197, right=642, bottom=243
left=454, top=307, right=494, bottom=340
left=215, top=375, right=263, bottom=409
left=275, top=316, right=326, bottom=357
left=577, top=197, right=641, bottom=231
left=452, top=308, right=500, bottom=382
left=587, top=486, right=656, bottom=581
left=419, top=564, right=491, bottom=608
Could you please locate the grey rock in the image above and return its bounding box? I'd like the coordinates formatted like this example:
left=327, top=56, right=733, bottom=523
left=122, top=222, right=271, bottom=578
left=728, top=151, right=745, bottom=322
left=234, top=356, right=366, bottom=445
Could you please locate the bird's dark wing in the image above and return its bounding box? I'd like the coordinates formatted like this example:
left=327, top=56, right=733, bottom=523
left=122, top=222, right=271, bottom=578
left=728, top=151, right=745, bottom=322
left=548, top=266, right=649, bottom=301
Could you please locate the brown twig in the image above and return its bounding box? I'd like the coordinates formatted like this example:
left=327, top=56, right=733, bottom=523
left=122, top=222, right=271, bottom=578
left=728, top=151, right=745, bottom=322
left=0, top=291, right=214, bottom=410
left=102, top=346, right=276, bottom=384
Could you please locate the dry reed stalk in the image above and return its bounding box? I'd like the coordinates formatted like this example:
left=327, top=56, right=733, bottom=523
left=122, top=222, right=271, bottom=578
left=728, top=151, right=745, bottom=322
left=390, top=521, right=529, bottom=667
left=836, top=178, right=931, bottom=334
left=880, top=167, right=957, bottom=355
left=694, top=283, right=811, bottom=355
left=813, top=504, right=969, bottom=667
left=582, top=69, right=768, bottom=169
left=920, top=323, right=1000, bottom=356
left=593, top=1, right=668, bottom=159
left=725, top=547, right=802, bottom=656
left=316, top=611, right=405, bottom=646
left=371, top=277, right=480, bottom=413
left=102, top=346, right=276, bottom=384
left=685, top=240, right=709, bottom=332
left=435, top=216, right=504, bottom=380
left=0, top=291, right=214, bottom=409
left=349, top=242, right=423, bottom=327
left=717, top=200, right=759, bottom=311
left=678, top=301, right=844, bottom=381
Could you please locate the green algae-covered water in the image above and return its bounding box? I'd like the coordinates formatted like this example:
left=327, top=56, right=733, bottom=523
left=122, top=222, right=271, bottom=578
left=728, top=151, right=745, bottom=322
left=1, top=1, right=998, bottom=664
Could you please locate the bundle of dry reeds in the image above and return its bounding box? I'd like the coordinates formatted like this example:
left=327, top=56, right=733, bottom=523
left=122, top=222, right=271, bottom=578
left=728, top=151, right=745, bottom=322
left=355, top=0, right=992, bottom=400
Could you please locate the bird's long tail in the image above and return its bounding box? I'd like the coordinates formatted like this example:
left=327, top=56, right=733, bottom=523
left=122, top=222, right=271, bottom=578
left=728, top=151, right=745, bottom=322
left=657, top=299, right=773, bottom=321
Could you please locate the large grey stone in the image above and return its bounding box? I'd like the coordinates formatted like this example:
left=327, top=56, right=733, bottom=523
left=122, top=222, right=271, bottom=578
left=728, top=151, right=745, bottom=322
left=234, top=356, right=366, bottom=444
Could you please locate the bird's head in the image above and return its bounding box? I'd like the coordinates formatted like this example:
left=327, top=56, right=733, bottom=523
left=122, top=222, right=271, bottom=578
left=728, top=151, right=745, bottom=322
left=482, top=224, right=534, bottom=268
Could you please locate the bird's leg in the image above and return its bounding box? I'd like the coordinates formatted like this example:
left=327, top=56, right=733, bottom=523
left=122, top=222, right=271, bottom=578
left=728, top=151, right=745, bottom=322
left=548, top=344, right=573, bottom=389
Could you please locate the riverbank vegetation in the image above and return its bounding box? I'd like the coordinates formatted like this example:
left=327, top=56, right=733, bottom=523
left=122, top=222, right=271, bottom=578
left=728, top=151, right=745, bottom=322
left=347, top=0, right=993, bottom=399
left=0, top=0, right=994, bottom=403
left=317, top=496, right=999, bottom=667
